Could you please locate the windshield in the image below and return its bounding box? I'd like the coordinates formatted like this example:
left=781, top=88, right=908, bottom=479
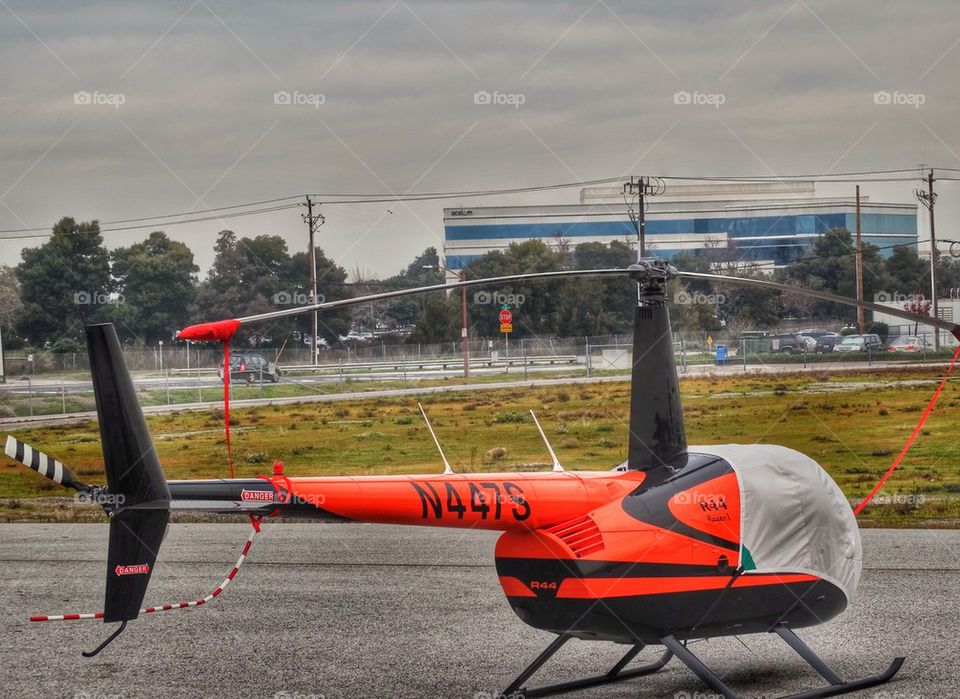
left=840, top=337, right=862, bottom=345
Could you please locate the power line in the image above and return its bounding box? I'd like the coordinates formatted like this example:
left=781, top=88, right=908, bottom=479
left=0, top=203, right=303, bottom=240
left=3, top=167, right=959, bottom=240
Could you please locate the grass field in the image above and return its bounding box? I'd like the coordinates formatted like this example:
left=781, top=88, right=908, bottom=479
left=2, top=366, right=959, bottom=526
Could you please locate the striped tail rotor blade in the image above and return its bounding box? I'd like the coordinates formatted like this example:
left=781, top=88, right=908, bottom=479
left=4, top=435, right=87, bottom=491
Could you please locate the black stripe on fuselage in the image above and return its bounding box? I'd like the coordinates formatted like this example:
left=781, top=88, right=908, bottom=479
left=503, top=578, right=846, bottom=644
left=622, top=454, right=739, bottom=552
left=496, top=558, right=731, bottom=581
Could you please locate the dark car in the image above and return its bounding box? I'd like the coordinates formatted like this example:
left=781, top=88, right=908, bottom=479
left=217, top=355, right=281, bottom=383
left=833, top=334, right=883, bottom=353
left=814, top=332, right=842, bottom=353
left=770, top=333, right=807, bottom=354
left=797, top=329, right=841, bottom=353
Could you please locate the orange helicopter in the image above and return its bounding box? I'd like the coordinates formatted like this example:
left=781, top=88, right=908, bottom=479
left=8, top=259, right=958, bottom=698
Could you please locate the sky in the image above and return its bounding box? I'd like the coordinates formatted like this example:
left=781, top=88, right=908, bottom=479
left=1, top=0, right=959, bottom=278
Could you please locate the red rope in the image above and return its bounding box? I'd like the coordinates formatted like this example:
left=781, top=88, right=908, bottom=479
left=854, top=343, right=960, bottom=516
left=30, top=516, right=262, bottom=622
left=223, top=342, right=234, bottom=479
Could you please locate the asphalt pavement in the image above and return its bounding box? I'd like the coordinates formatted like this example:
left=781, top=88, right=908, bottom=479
left=0, top=525, right=955, bottom=698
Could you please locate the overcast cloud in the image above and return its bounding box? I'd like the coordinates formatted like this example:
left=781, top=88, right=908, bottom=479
left=1, top=0, right=959, bottom=276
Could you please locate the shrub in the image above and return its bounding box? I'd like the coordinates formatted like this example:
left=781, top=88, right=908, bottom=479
left=494, top=411, right=527, bottom=424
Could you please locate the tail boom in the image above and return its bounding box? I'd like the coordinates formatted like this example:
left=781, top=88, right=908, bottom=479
left=165, top=470, right=647, bottom=530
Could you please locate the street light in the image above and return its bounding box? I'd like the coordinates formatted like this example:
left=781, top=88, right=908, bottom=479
left=424, top=264, right=469, bottom=379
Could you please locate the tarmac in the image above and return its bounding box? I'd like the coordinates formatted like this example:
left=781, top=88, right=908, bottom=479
left=0, top=524, right=956, bottom=698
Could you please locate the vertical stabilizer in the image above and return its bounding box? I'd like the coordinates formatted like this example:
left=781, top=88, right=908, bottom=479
left=626, top=261, right=687, bottom=471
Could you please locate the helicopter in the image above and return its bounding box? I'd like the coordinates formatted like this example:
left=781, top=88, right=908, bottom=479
left=6, top=258, right=959, bottom=699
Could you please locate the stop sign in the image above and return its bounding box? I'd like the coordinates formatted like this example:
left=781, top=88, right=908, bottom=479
left=499, top=309, right=513, bottom=324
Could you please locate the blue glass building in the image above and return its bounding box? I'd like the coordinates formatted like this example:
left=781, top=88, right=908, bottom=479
left=443, top=186, right=917, bottom=272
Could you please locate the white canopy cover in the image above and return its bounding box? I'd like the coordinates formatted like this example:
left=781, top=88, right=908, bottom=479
left=693, top=444, right=862, bottom=603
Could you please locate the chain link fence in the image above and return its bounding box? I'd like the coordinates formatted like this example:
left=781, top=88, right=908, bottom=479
left=1, top=327, right=955, bottom=419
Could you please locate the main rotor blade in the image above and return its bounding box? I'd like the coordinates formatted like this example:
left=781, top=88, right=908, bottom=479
left=233, top=268, right=627, bottom=326
left=677, top=270, right=960, bottom=338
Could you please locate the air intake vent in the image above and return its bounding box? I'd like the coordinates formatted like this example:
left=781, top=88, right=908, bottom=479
left=546, top=514, right=605, bottom=558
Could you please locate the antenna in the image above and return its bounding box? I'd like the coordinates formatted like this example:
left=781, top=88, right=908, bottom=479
left=529, top=410, right=564, bottom=472
left=418, top=403, right=453, bottom=475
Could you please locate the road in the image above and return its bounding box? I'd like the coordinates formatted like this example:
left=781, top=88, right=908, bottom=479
left=0, top=525, right=954, bottom=698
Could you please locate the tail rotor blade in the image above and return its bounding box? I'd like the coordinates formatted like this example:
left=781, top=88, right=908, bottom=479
left=4, top=435, right=90, bottom=492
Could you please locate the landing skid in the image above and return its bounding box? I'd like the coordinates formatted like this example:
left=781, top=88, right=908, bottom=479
left=499, top=633, right=673, bottom=698
left=499, top=627, right=904, bottom=699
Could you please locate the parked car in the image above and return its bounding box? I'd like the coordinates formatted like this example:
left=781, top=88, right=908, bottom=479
left=217, top=355, right=281, bottom=383
left=813, top=332, right=842, bottom=353
left=770, top=333, right=807, bottom=354
left=833, top=334, right=883, bottom=353
left=799, top=335, right=819, bottom=353
left=887, top=336, right=934, bottom=352
left=799, top=330, right=841, bottom=353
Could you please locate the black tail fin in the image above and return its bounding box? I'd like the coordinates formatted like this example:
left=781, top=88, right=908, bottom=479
left=86, top=323, right=170, bottom=623
left=627, top=262, right=687, bottom=471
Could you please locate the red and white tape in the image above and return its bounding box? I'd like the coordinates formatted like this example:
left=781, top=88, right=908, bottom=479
left=30, top=517, right=261, bottom=623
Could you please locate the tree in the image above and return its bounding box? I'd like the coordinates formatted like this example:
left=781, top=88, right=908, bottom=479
left=885, top=245, right=928, bottom=297
left=287, top=247, right=352, bottom=344
left=15, top=217, right=112, bottom=346
left=191, top=231, right=296, bottom=346
left=111, top=232, right=198, bottom=344
left=0, top=265, right=23, bottom=329
left=464, top=240, right=566, bottom=337
left=407, top=293, right=458, bottom=344
left=781, top=228, right=891, bottom=321
left=380, top=247, right=445, bottom=330
left=552, top=241, right=635, bottom=337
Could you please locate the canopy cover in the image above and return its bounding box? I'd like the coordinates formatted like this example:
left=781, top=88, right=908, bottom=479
left=694, top=444, right=862, bottom=603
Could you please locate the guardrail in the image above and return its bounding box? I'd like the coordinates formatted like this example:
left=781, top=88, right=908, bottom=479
left=168, top=355, right=581, bottom=376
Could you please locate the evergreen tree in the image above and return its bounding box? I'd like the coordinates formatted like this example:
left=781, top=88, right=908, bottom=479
left=15, top=217, right=112, bottom=346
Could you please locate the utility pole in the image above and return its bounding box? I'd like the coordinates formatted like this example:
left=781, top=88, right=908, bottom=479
left=855, top=185, right=864, bottom=333
left=622, top=176, right=665, bottom=261
left=302, top=196, right=325, bottom=364
left=915, top=169, right=939, bottom=349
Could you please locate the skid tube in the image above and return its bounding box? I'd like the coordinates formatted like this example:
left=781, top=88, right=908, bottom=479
left=660, top=627, right=904, bottom=699
left=500, top=628, right=904, bottom=699
left=498, top=633, right=673, bottom=698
